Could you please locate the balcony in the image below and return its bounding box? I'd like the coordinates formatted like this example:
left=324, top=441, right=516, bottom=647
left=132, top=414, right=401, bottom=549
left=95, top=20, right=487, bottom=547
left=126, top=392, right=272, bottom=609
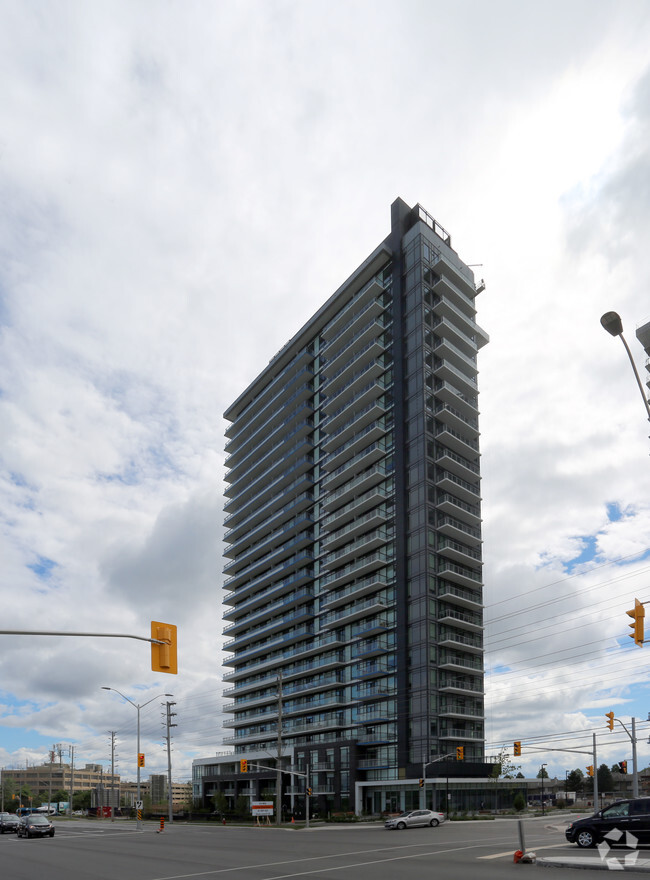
left=432, top=294, right=485, bottom=347
left=322, top=464, right=390, bottom=511
left=439, top=653, right=483, bottom=673
left=224, top=603, right=314, bottom=651
left=351, top=638, right=390, bottom=659
left=434, top=402, right=478, bottom=437
left=438, top=631, right=483, bottom=654
left=437, top=607, right=482, bottom=633
left=223, top=588, right=315, bottom=636
left=321, top=505, right=390, bottom=550
left=431, top=314, right=480, bottom=362
left=322, top=440, right=389, bottom=492
left=438, top=702, right=483, bottom=720
left=320, top=597, right=388, bottom=629
left=322, top=278, right=386, bottom=341
left=321, top=572, right=392, bottom=610
left=223, top=516, right=314, bottom=574
left=438, top=560, right=482, bottom=590
left=436, top=515, right=481, bottom=547
left=432, top=337, right=477, bottom=378
left=224, top=566, right=314, bottom=610
left=323, top=357, right=387, bottom=415
left=437, top=537, right=482, bottom=568
left=320, top=550, right=391, bottom=591
left=323, top=336, right=387, bottom=390
left=439, top=677, right=484, bottom=696
left=223, top=547, right=315, bottom=595
left=436, top=493, right=481, bottom=527
left=322, top=398, right=388, bottom=453
left=433, top=380, right=478, bottom=420
left=323, top=485, right=391, bottom=531
left=434, top=424, right=479, bottom=458
left=322, top=527, right=390, bottom=569
left=324, top=317, right=388, bottom=376
left=435, top=471, right=480, bottom=507
left=324, top=419, right=390, bottom=472
left=438, top=581, right=482, bottom=609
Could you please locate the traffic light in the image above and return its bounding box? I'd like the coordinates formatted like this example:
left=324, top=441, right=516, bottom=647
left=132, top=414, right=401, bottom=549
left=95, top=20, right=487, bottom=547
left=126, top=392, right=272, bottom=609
left=138, top=753, right=145, bottom=767
left=151, top=621, right=178, bottom=674
left=626, top=599, right=645, bottom=647
left=606, top=711, right=615, bottom=731
left=306, top=787, right=312, bottom=797
left=418, top=778, right=424, bottom=789
left=513, top=741, right=521, bottom=756
left=240, top=759, right=248, bottom=773
left=620, top=761, right=628, bottom=774
left=456, top=746, right=464, bottom=760
left=586, top=765, right=594, bottom=777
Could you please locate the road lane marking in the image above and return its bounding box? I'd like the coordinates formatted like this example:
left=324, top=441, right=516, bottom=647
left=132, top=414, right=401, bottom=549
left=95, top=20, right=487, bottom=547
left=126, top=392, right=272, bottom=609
left=147, top=842, right=512, bottom=880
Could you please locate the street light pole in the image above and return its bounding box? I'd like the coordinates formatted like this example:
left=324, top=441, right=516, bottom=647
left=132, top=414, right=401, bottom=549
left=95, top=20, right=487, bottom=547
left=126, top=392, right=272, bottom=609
left=600, top=312, right=650, bottom=425
left=102, top=687, right=173, bottom=828
left=541, top=764, right=547, bottom=815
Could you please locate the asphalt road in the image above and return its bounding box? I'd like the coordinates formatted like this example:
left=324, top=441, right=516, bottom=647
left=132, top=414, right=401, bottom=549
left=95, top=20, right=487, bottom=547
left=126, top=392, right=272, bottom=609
left=0, top=814, right=633, bottom=879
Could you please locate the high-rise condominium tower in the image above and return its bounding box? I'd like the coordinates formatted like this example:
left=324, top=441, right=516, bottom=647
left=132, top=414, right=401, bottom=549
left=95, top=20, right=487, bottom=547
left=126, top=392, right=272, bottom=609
left=220, top=198, right=488, bottom=813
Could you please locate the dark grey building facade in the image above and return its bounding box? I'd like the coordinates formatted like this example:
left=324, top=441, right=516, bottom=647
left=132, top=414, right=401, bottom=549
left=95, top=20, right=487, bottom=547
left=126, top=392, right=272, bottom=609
left=200, top=199, right=488, bottom=814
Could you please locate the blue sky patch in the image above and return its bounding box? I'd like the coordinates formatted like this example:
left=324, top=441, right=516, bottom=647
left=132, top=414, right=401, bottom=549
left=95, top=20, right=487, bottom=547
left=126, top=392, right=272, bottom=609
left=27, top=556, right=57, bottom=581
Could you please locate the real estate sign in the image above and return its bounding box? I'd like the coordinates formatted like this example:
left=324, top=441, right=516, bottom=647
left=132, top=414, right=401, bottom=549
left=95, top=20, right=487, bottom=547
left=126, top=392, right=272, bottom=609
left=251, top=801, right=274, bottom=817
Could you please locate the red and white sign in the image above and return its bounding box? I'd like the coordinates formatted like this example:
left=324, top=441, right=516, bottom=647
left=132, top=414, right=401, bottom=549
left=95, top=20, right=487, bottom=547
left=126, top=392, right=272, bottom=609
left=251, top=801, right=274, bottom=816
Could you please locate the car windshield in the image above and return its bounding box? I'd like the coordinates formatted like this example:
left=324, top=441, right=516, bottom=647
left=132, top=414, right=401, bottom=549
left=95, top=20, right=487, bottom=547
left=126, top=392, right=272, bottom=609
left=28, top=815, right=49, bottom=824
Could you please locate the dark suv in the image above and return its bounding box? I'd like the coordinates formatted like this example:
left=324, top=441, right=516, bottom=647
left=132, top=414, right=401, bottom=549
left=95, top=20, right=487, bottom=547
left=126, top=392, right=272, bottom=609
left=566, top=798, right=650, bottom=847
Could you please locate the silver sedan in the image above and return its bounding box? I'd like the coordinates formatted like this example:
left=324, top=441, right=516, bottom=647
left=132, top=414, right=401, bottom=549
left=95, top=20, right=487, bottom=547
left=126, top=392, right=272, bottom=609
left=384, top=809, right=445, bottom=830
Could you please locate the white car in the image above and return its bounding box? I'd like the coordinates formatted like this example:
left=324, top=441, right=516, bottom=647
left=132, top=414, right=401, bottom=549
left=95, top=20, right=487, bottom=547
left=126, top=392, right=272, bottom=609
left=384, top=809, right=445, bottom=829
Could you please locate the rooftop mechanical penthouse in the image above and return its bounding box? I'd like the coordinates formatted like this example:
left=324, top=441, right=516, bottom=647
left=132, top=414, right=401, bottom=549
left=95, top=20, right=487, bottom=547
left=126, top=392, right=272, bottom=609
left=214, top=198, right=489, bottom=815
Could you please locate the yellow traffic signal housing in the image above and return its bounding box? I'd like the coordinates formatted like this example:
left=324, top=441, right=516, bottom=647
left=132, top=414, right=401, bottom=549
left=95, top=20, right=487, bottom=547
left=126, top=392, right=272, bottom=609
left=620, top=760, right=628, bottom=774
left=138, top=753, right=145, bottom=767
left=306, top=787, right=312, bottom=797
left=513, top=741, right=521, bottom=757
left=456, top=746, right=464, bottom=760
left=151, top=621, right=178, bottom=674
left=626, top=599, right=645, bottom=647
left=240, top=759, right=248, bottom=773
left=586, top=765, right=594, bottom=777
left=418, top=778, right=424, bottom=789
left=606, top=711, right=615, bottom=731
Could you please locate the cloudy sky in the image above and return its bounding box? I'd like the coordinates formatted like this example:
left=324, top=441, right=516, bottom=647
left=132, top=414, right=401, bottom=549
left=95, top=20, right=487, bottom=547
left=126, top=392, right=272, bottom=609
left=2, top=0, right=650, bottom=787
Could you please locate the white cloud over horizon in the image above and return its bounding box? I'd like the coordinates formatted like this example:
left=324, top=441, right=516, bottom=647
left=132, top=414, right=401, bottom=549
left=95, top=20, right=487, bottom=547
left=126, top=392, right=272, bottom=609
left=2, top=0, right=650, bottom=784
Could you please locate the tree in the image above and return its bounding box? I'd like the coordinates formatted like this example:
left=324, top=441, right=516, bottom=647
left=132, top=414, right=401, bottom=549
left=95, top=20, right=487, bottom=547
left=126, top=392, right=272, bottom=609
left=212, top=791, right=228, bottom=815
left=536, top=767, right=549, bottom=779
left=597, top=764, right=614, bottom=794
left=566, top=769, right=584, bottom=793
left=513, top=792, right=526, bottom=812
left=72, top=790, right=91, bottom=811
left=234, top=795, right=249, bottom=817
left=489, top=749, right=521, bottom=780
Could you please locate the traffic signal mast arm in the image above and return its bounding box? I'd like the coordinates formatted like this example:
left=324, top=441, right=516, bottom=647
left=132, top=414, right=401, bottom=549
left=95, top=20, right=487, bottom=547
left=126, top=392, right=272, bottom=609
left=0, top=628, right=166, bottom=644
left=244, top=762, right=309, bottom=780
left=0, top=622, right=177, bottom=675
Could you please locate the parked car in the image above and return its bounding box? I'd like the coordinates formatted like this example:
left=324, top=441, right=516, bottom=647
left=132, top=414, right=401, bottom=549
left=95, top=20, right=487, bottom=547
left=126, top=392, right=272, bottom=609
left=16, top=814, right=55, bottom=839
left=566, top=798, right=650, bottom=847
left=0, top=813, right=20, bottom=833
left=385, top=809, right=445, bottom=830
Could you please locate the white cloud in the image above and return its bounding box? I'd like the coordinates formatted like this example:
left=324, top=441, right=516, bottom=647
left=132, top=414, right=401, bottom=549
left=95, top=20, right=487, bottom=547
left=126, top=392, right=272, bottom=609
left=1, top=0, right=650, bottom=783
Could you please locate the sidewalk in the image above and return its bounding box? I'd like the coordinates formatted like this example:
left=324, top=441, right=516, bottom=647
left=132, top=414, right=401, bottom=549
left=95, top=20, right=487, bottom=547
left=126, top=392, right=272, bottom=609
left=537, top=854, right=650, bottom=871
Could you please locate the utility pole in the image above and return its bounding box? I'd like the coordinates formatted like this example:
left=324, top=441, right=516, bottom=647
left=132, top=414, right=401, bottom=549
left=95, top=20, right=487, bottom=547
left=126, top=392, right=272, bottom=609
left=164, top=702, right=177, bottom=822
left=276, top=671, right=283, bottom=826
left=109, top=732, right=117, bottom=819
left=593, top=733, right=599, bottom=809
left=69, top=745, right=75, bottom=816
